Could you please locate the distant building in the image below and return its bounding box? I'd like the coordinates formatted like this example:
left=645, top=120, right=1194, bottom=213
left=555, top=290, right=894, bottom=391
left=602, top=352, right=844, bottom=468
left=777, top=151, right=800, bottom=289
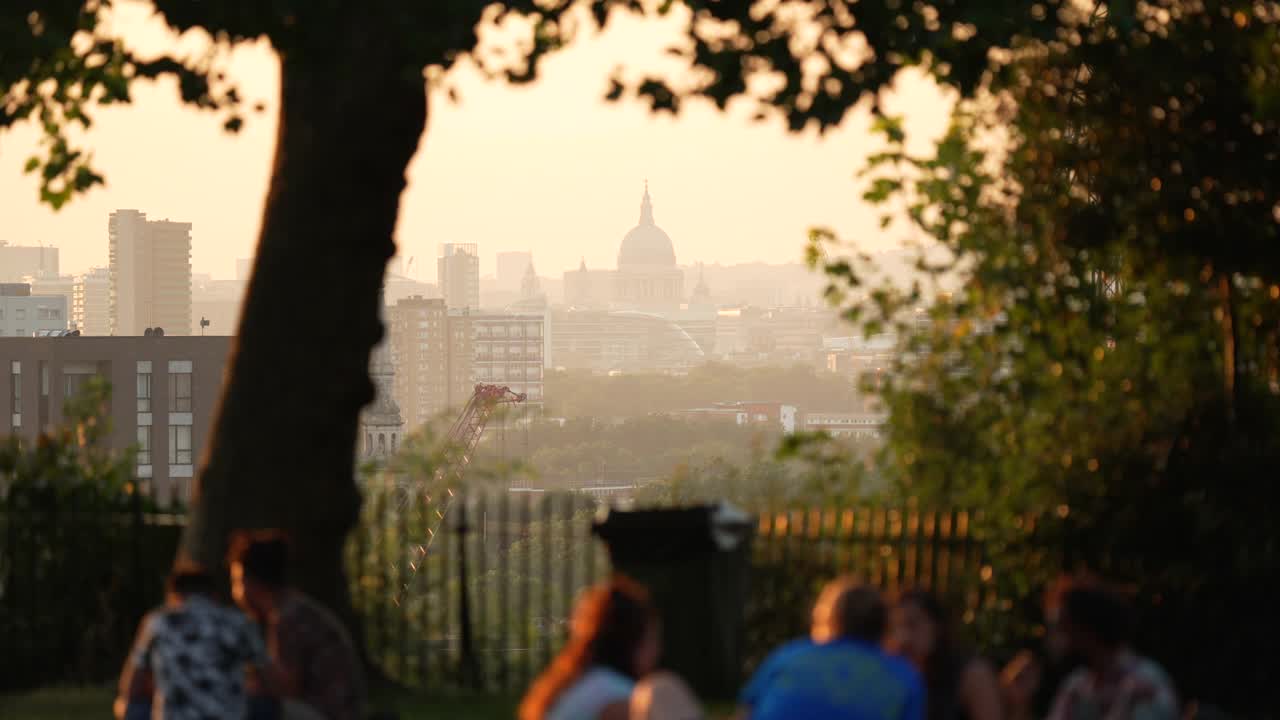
left=387, top=296, right=474, bottom=429
left=1, top=335, right=231, bottom=504
left=496, top=251, right=533, bottom=293
left=560, top=184, right=686, bottom=313
left=472, top=313, right=546, bottom=407
left=74, top=268, right=112, bottom=336
left=614, top=183, right=684, bottom=311
left=191, top=276, right=245, bottom=336
left=0, top=242, right=59, bottom=282
left=384, top=273, right=438, bottom=306
left=109, top=209, right=193, bottom=336
left=0, top=284, right=68, bottom=337
left=438, top=243, right=480, bottom=311
left=562, top=258, right=615, bottom=308
left=673, top=401, right=799, bottom=433
left=712, top=306, right=837, bottom=366
left=801, top=411, right=888, bottom=439
left=26, top=275, right=77, bottom=327
left=549, top=309, right=704, bottom=374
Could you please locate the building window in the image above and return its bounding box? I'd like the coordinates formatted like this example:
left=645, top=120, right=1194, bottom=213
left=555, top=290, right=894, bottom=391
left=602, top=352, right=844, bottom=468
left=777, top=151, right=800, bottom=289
left=15, top=308, right=25, bottom=320
left=9, top=361, right=19, bottom=416
left=169, top=425, right=193, bottom=464
left=137, top=372, right=152, bottom=412
left=169, top=372, right=192, bottom=412
left=137, top=426, right=152, bottom=466
left=64, top=373, right=91, bottom=400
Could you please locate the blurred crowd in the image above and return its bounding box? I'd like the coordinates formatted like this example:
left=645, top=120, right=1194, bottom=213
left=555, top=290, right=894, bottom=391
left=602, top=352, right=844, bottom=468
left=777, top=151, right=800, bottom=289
left=114, top=536, right=1186, bottom=720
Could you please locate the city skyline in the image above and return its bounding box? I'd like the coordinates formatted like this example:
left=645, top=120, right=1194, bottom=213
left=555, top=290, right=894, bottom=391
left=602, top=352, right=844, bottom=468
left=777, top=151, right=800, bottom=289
left=0, top=3, right=949, bottom=281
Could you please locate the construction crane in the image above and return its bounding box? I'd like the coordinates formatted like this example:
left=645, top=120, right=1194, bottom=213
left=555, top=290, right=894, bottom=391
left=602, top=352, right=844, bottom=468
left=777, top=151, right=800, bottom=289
left=396, top=383, right=525, bottom=593
left=432, top=383, right=527, bottom=503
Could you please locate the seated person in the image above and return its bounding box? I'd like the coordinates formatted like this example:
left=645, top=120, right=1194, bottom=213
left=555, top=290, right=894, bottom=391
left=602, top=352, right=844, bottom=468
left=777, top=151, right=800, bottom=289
left=737, top=577, right=925, bottom=720
left=228, top=530, right=365, bottom=720
left=115, top=566, right=270, bottom=720
left=1045, top=579, right=1177, bottom=720
left=519, top=576, right=663, bottom=720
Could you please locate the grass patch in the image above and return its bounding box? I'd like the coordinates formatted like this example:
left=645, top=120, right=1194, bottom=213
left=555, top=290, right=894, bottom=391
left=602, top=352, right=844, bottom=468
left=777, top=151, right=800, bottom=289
left=0, top=686, right=113, bottom=719
left=1, top=686, right=730, bottom=718
left=0, top=686, right=517, bottom=720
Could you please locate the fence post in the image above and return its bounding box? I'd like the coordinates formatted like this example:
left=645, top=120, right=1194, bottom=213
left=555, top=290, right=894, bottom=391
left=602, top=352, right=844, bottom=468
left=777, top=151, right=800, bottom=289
left=498, top=489, right=510, bottom=692
left=455, top=498, right=481, bottom=690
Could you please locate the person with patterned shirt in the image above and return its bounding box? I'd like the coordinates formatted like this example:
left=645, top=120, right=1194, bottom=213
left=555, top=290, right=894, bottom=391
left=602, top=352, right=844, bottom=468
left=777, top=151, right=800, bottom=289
left=114, top=567, right=272, bottom=720
left=229, top=531, right=366, bottom=720
left=1045, top=579, right=1178, bottom=720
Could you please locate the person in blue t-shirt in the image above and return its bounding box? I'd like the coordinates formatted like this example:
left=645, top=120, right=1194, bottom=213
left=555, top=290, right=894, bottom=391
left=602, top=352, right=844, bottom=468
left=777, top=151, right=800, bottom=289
left=737, top=578, right=925, bottom=720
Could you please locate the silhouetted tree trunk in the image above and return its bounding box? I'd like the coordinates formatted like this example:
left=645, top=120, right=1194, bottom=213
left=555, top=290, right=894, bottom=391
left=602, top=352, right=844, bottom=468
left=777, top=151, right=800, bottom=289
left=179, top=19, right=426, bottom=652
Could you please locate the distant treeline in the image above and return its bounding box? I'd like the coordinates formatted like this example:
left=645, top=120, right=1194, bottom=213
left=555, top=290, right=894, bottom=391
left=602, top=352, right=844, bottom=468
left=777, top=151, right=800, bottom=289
left=543, top=363, right=862, bottom=418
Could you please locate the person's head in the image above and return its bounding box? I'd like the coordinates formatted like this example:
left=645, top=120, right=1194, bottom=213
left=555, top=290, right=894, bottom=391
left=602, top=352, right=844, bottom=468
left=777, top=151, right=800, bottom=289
left=165, top=566, right=216, bottom=606
left=889, top=589, right=951, bottom=667
left=810, top=577, right=886, bottom=644
left=227, top=529, right=291, bottom=619
left=1045, top=576, right=1133, bottom=664
left=518, top=576, right=660, bottom=720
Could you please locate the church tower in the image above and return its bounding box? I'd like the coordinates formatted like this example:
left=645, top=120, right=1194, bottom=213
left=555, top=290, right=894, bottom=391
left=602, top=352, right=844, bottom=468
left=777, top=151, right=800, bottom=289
left=359, top=300, right=404, bottom=460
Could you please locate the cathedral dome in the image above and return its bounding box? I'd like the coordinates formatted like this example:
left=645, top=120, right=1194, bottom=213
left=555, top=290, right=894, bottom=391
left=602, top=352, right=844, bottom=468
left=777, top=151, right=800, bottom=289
left=618, top=183, right=676, bottom=268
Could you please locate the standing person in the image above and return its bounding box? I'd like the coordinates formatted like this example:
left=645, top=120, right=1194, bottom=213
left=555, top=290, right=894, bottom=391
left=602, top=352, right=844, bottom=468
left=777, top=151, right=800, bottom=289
left=114, top=567, right=271, bottom=720
left=1045, top=579, right=1178, bottom=720
left=519, top=576, right=667, bottom=720
left=889, top=589, right=1003, bottom=720
left=736, top=577, right=925, bottom=720
left=228, top=531, right=365, bottom=720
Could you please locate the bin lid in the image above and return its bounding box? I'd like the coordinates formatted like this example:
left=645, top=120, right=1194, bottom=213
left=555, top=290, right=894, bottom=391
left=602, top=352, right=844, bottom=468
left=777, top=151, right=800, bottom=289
left=592, top=502, right=752, bottom=563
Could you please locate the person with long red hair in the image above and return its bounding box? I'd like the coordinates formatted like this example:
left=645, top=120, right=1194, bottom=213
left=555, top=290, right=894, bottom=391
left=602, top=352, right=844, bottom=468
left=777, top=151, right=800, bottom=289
left=519, top=576, right=663, bottom=720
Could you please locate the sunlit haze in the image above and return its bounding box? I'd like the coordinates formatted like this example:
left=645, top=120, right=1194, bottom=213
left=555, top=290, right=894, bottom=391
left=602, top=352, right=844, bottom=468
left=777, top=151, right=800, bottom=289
left=0, top=4, right=949, bottom=280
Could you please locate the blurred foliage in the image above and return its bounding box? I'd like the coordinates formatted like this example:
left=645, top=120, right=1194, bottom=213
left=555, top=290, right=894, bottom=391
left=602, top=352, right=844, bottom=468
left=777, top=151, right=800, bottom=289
left=1, top=376, right=138, bottom=509
left=0, top=379, right=179, bottom=691
left=799, top=2, right=1280, bottom=713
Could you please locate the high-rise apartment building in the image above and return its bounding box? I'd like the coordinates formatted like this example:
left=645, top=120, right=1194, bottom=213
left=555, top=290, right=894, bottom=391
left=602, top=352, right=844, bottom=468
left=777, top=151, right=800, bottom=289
left=109, top=209, right=192, bottom=336
left=438, top=243, right=479, bottom=311
left=0, top=242, right=59, bottom=282
left=74, top=268, right=112, bottom=336
left=387, top=296, right=474, bottom=430
left=472, top=313, right=546, bottom=407
left=496, top=251, right=532, bottom=292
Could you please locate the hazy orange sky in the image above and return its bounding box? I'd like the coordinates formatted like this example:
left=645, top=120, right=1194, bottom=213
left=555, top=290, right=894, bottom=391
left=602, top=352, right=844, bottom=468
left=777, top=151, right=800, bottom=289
left=0, top=4, right=950, bottom=280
